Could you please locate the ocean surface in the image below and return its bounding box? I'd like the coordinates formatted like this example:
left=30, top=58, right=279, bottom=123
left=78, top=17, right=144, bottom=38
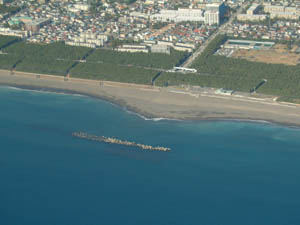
left=1, top=86, right=300, bottom=225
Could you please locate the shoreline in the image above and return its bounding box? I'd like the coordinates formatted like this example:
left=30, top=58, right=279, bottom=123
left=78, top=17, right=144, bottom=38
left=5, top=82, right=296, bottom=129
left=1, top=69, right=300, bottom=128
left=1, top=81, right=299, bottom=129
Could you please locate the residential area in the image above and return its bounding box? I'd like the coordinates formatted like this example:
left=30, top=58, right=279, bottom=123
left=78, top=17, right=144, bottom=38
left=1, top=0, right=300, bottom=101
left=0, top=0, right=231, bottom=53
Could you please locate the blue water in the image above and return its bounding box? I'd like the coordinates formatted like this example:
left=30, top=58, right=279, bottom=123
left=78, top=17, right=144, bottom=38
left=1, top=86, right=300, bottom=225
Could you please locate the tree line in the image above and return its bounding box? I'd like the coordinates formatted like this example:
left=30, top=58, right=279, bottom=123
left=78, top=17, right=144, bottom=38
left=155, top=34, right=300, bottom=102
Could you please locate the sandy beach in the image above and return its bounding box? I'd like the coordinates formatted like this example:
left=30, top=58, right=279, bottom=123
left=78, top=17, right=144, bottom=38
left=1, top=69, right=300, bottom=127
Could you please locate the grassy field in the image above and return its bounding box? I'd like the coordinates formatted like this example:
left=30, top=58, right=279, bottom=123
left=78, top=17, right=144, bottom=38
left=155, top=34, right=300, bottom=102
left=2, top=36, right=300, bottom=102
left=1, top=39, right=187, bottom=80
left=86, top=49, right=189, bottom=69
left=0, top=54, right=20, bottom=70
left=70, top=47, right=189, bottom=84
left=16, top=59, right=75, bottom=76
left=71, top=62, right=157, bottom=85
left=2, top=42, right=91, bottom=75
left=0, top=35, right=20, bottom=50
left=4, top=42, right=46, bottom=56
left=186, top=35, right=300, bottom=101
left=155, top=72, right=259, bottom=91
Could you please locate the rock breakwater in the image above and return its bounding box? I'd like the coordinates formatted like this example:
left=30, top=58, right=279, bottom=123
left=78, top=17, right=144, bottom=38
left=72, top=132, right=171, bottom=152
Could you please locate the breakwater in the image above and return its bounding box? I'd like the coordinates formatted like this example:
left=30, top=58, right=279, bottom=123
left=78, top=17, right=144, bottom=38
left=72, top=132, right=171, bottom=152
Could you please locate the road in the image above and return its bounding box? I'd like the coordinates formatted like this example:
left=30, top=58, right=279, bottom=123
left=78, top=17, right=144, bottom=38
left=180, top=2, right=250, bottom=68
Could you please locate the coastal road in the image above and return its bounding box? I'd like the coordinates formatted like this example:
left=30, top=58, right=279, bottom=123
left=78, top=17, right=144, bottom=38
left=180, top=2, right=250, bottom=68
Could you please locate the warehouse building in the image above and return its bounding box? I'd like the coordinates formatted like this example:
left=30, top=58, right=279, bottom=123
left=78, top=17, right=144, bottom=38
left=222, top=39, right=275, bottom=50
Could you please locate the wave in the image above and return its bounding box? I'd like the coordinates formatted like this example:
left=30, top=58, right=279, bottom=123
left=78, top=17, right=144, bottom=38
left=1, top=85, right=24, bottom=91
left=221, top=118, right=272, bottom=125
left=0, top=84, right=85, bottom=98
left=123, top=107, right=182, bottom=122
left=29, top=89, right=86, bottom=98
left=1, top=84, right=299, bottom=128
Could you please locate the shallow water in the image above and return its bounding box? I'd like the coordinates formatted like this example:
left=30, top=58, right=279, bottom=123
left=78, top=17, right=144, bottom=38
left=1, top=86, right=300, bottom=225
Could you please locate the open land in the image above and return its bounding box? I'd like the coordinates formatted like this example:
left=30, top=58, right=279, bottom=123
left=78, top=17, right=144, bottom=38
left=1, top=69, right=300, bottom=127
left=232, top=44, right=300, bottom=66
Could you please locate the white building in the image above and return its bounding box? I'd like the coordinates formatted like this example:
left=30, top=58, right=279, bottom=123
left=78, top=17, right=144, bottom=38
left=150, top=9, right=205, bottom=23
left=117, top=45, right=149, bottom=53
left=237, top=3, right=266, bottom=21
left=74, top=3, right=90, bottom=11
left=175, top=42, right=196, bottom=49
left=205, top=2, right=226, bottom=18
left=264, top=5, right=299, bottom=20
left=150, top=2, right=225, bottom=25
left=0, top=27, right=28, bottom=38
left=66, top=33, right=108, bottom=48
left=173, top=45, right=193, bottom=52
left=270, top=12, right=299, bottom=20
left=264, top=5, right=285, bottom=13
left=204, top=10, right=219, bottom=25
left=237, top=14, right=267, bottom=21
left=151, top=44, right=170, bottom=54
left=65, top=41, right=96, bottom=48
left=247, top=3, right=261, bottom=15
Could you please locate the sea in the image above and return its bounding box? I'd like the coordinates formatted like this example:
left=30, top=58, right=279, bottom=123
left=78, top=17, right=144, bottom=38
left=1, top=85, right=300, bottom=225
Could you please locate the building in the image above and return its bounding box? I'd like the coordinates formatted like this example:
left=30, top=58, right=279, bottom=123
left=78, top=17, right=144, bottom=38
left=205, top=2, right=226, bottom=19
left=285, top=7, right=298, bottom=14
left=74, top=3, right=90, bottom=11
left=24, top=22, right=39, bottom=32
left=0, top=27, right=28, bottom=38
left=37, top=0, right=48, bottom=4
left=237, top=14, right=267, bottom=21
left=157, top=40, right=174, bottom=47
left=116, top=44, right=149, bottom=53
left=246, top=3, right=261, bottom=15
left=264, top=5, right=299, bottom=20
left=237, top=3, right=265, bottom=21
left=173, top=45, right=193, bottom=52
left=151, top=44, right=171, bottom=54
left=67, top=33, right=108, bottom=48
left=264, top=5, right=285, bottom=13
left=65, top=41, right=96, bottom=48
left=270, top=12, right=299, bottom=20
left=175, top=42, right=196, bottom=49
left=215, top=88, right=234, bottom=96
left=150, top=9, right=205, bottom=23
left=24, top=18, right=51, bottom=33
left=222, top=39, right=275, bottom=50
left=204, top=10, right=219, bottom=25
left=204, top=2, right=226, bottom=25
left=150, top=2, right=225, bottom=25
left=8, top=16, right=32, bottom=26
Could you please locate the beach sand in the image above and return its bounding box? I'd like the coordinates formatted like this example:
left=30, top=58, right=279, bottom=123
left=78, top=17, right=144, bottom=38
left=1, top=69, right=300, bottom=127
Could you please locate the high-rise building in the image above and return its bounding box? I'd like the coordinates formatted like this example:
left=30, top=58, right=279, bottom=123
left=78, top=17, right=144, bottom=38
left=205, top=2, right=226, bottom=19
left=204, top=10, right=219, bottom=25
left=203, top=2, right=225, bottom=25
